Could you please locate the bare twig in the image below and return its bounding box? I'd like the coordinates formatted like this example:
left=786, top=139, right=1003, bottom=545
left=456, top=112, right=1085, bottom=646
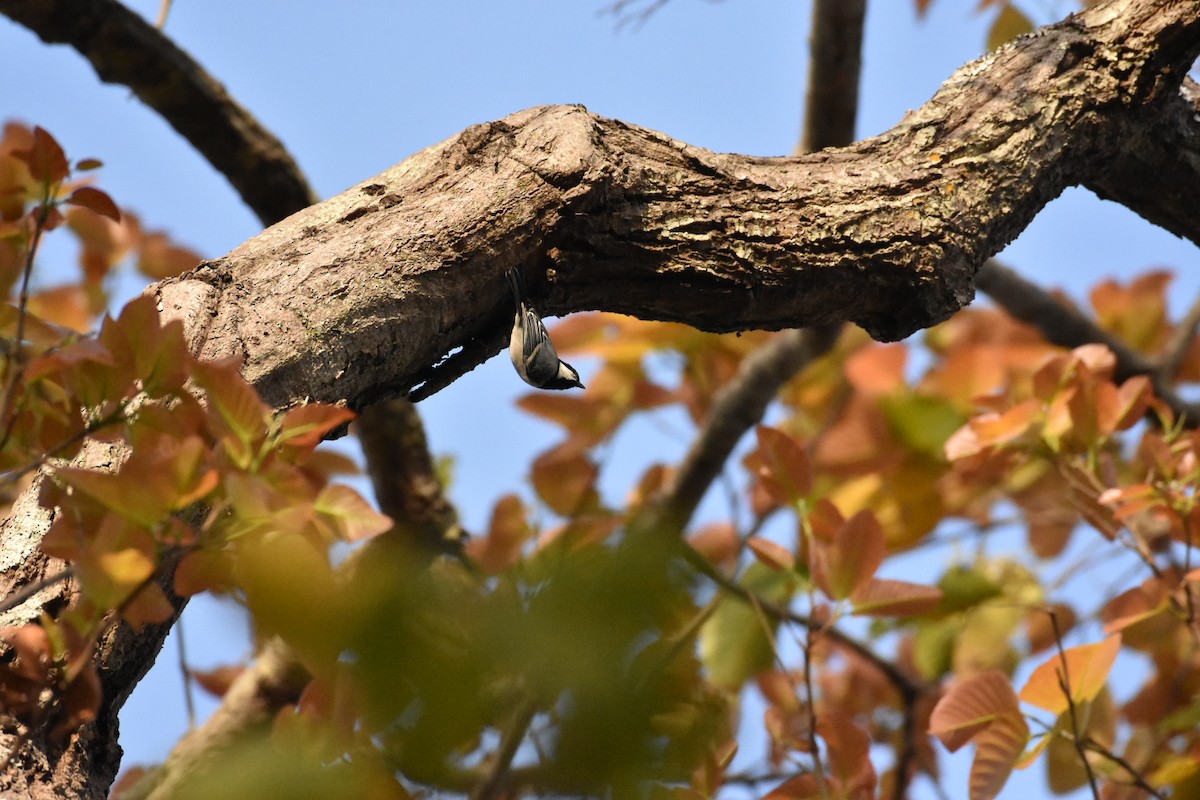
left=175, top=615, right=196, bottom=730
left=469, top=698, right=537, bottom=800
left=0, top=198, right=54, bottom=456
left=1048, top=612, right=1101, bottom=800
left=800, top=626, right=827, bottom=793
left=679, top=545, right=924, bottom=702
left=0, top=0, right=317, bottom=226
left=1081, top=738, right=1166, bottom=800
left=600, top=0, right=670, bottom=29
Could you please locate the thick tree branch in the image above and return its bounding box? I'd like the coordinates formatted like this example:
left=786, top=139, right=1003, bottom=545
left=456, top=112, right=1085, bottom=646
left=0, top=0, right=317, bottom=226
left=354, top=399, right=465, bottom=555
left=1084, top=76, right=1200, bottom=244
left=148, top=0, right=1200, bottom=418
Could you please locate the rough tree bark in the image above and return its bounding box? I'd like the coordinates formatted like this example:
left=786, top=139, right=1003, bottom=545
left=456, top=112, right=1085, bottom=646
left=0, top=0, right=1198, bottom=796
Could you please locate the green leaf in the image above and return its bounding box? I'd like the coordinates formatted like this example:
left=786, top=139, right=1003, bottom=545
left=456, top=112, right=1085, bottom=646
left=879, top=393, right=966, bottom=460
left=700, top=563, right=796, bottom=689
left=936, top=565, right=1004, bottom=615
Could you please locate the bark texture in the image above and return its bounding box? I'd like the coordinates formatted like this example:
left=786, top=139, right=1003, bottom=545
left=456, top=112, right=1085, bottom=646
left=152, top=0, right=1200, bottom=416
left=0, top=0, right=1198, bottom=796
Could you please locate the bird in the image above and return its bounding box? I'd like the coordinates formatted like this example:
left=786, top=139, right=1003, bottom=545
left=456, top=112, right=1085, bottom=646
left=506, top=269, right=584, bottom=390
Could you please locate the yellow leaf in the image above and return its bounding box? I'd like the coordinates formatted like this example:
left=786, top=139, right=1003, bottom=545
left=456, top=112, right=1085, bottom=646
left=986, top=4, right=1034, bottom=53
left=1018, top=635, right=1121, bottom=715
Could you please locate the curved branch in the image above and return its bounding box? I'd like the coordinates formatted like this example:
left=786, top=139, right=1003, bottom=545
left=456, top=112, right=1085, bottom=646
left=354, top=399, right=465, bottom=554
left=0, top=0, right=317, bottom=226
left=149, top=0, right=1200, bottom=417
left=1084, top=77, right=1200, bottom=244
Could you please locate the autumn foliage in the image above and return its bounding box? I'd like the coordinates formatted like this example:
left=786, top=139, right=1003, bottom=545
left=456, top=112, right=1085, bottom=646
left=4, top=20, right=1200, bottom=799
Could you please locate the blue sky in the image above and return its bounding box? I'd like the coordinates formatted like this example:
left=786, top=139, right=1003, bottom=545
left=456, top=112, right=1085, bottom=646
left=3, top=2, right=1196, bottom=797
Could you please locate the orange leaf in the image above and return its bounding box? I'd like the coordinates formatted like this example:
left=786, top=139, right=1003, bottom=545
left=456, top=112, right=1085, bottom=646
left=850, top=578, right=943, bottom=617
left=973, top=399, right=1040, bottom=447
left=136, top=231, right=202, bottom=280
left=930, top=670, right=1021, bottom=753
left=753, top=425, right=812, bottom=504
left=120, top=294, right=191, bottom=395
left=969, top=712, right=1028, bottom=800
left=174, top=548, right=231, bottom=597
left=15, top=126, right=69, bottom=184
left=314, top=484, right=393, bottom=542
left=1101, top=578, right=1170, bottom=637
left=466, top=494, right=531, bottom=574
left=121, top=582, right=176, bottom=628
left=191, top=357, right=267, bottom=464
left=763, top=774, right=821, bottom=800
left=1019, top=635, right=1121, bottom=715
left=27, top=285, right=93, bottom=332
left=687, top=521, right=739, bottom=568
left=277, top=404, right=357, bottom=457
left=65, top=187, right=121, bottom=222
left=747, top=537, right=795, bottom=572
left=817, top=709, right=876, bottom=794
left=1111, top=375, right=1152, bottom=431
left=810, top=510, right=885, bottom=600
left=531, top=443, right=599, bottom=516
left=844, top=343, right=906, bottom=396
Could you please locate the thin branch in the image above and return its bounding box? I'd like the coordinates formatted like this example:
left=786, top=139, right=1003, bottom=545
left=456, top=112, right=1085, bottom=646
left=1081, top=738, right=1165, bottom=800
left=175, top=615, right=196, bottom=730
left=469, top=698, right=537, bottom=800
left=0, top=0, right=317, bottom=226
left=679, top=544, right=924, bottom=703
left=1048, top=612, right=1101, bottom=800
left=0, top=200, right=53, bottom=456
left=599, top=0, right=670, bottom=29
left=977, top=260, right=1200, bottom=425
left=800, top=626, right=827, bottom=794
